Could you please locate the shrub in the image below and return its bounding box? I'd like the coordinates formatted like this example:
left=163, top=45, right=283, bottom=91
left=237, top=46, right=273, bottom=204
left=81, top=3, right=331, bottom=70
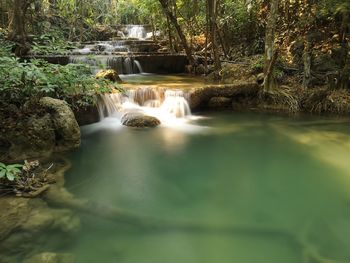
left=0, top=163, right=23, bottom=181
left=0, top=53, right=121, bottom=109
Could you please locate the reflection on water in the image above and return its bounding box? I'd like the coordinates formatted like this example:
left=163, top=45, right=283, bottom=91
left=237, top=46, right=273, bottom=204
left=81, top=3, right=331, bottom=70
left=58, top=113, right=350, bottom=262
left=120, top=73, right=205, bottom=90
left=274, top=118, right=350, bottom=185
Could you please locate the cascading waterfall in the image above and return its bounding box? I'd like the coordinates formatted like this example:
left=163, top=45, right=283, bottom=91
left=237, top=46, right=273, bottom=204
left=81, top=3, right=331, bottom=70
left=97, top=93, right=123, bottom=120
left=161, top=90, right=192, bottom=118
left=72, top=41, right=130, bottom=55
left=97, top=87, right=192, bottom=124
left=69, top=39, right=145, bottom=74
left=107, top=57, right=143, bottom=74
left=127, top=25, right=146, bottom=39
left=69, top=55, right=143, bottom=75
left=69, top=56, right=108, bottom=74
left=134, top=60, right=144, bottom=73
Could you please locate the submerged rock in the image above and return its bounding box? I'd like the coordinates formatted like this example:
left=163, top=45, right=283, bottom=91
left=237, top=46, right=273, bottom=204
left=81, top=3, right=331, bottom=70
left=121, top=112, right=161, bottom=128
left=23, top=252, right=75, bottom=263
left=0, top=197, right=80, bottom=261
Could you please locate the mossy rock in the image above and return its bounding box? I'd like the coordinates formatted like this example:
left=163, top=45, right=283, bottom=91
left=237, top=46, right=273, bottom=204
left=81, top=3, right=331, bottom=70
left=96, top=69, right=122, bottom=83
left=121, top=112, right=161, bottom=128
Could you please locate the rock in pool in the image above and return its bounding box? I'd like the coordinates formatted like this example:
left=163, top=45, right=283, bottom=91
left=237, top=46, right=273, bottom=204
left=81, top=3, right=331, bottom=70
left=121, top=112, right=161, bottom=128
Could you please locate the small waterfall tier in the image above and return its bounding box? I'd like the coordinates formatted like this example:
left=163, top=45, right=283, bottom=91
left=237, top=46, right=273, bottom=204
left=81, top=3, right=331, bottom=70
left=69, top=55, right=143, bottom=75
left=126, top=25, right=147, bottom=39
left=97, top=88, right=192, bottom=124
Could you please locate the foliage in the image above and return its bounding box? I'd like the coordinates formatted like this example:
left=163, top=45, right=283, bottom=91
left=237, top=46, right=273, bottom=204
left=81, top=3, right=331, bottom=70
left=0, top=160, right=56, bottom=197
left=31, top=32, right=77, bottom=55
left=0, top=51, right=120, bottom=109
left=0, top=162, right=23, bottom=181
left=251, top=55, right=265, bottom=73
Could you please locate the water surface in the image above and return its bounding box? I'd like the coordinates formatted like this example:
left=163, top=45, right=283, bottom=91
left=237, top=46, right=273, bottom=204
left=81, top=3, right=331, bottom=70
left=120, top=73, right=205, bottom=90
left=65, top=112, right=350, bottom=263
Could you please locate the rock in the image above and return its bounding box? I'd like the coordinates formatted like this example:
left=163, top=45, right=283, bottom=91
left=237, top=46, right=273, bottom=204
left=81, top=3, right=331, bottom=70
left=313, top=53, right=339, bottom=72
left=195, top=64, right=206, bottom=75
left=188, top=83, right=259, bottom=110
left=73, top=105, right=100, bottom=126
left=96, top=69, right=122, bottom=83
left=1, top=98, right=81, bottom=162
left=23, top=252, right=75, bottom=263
left=208, top=97, right=232, bottom=109
left=121, top=112, right=161, bottom=128
left=1, top=114, right=56, bottom=162
left=40, top=97, right=81, bottom=152
left=0, top=197, right=80, bottom=260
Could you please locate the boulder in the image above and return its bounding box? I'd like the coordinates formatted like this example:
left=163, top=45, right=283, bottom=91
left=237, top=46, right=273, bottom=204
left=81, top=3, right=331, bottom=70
left=73, top=105, right=100, bottom=126
left=121, top=112, right=161, bottom=128
left=208, top=97, right=232, bottom=109
left=0, top=98, right=81, bottom=162
left=96, top=69, right=122, bottom=83
left=40, top=97, right=81, bottom=152
left=0, top=114, right=56, bottom=161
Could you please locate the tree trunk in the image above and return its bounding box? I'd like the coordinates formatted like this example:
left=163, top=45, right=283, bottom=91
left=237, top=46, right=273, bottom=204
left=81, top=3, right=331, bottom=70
left=208, top=0, right=221, bottom=71
left=159, top=0, right=194, bottom=66
left=302, top=35, right=312, bottom=88
left=166, top=16, right=174, bottom=53
left=204, top=0, right=210, bottom=73
left=338, top=10, right=349, bottom=89
left=263, top=0, right=279, bottom=92
left=7, top=0, right=29, bottom=44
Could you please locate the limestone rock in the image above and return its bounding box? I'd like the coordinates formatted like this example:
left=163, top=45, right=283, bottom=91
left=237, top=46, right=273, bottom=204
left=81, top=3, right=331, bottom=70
left=0, top=114, right=55, bottom=161
left=0, top=197, right=80, bottom=259
left=121, top=112, right=161, bottom=128
left=40, top=97, right=81, bottom=152
left=208, top=97, right=232, bottom=109
left=1, top=98, right=81, bottom=162
left=96, top=69, right=122, bottom=83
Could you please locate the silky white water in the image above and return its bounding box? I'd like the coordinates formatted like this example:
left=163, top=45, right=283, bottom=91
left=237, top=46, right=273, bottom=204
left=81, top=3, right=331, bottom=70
left=97, top=87, right=193, bottom=127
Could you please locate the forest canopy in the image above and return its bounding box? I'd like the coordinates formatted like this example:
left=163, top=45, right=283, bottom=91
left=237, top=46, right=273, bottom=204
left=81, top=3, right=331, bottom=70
left=0, top=0, right=349, bottom=92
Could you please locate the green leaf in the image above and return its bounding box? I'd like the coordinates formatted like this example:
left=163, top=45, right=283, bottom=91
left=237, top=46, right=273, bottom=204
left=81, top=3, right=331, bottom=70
left=8, top=167, right=22, bottom=174
left=8, top=164, right=23, bottom=169
left=6, top=172, right=15, bottom=181
left=0, top=170, right=5, bottom=178
left=0, top=162, right=6, bottom=168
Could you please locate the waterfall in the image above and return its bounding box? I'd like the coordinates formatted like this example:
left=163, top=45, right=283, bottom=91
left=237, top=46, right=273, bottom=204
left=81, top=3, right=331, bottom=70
left=69, top=55, right=144, bottom=75
left=97, top=93, right=124, bottom=119
left=97, top=88, right=191, bottom=123
left=134, top=60, right=144, bottom=73
left=127, top=25, right=146, bottom=39
left=69, top=56, right=108, bottom=74
left=107, top=57, right=143, bottom=74
left=161, top=90, right=192, bottom=118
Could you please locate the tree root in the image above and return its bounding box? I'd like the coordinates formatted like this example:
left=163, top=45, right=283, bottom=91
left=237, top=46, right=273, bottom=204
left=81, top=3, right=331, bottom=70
left=259, top=85, right=300, bottom=113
